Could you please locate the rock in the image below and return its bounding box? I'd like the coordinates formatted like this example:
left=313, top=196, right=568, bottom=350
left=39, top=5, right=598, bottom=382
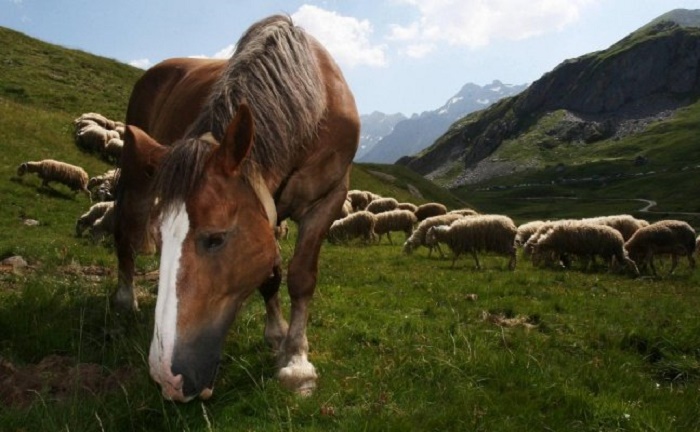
left=1, top=256, right=27, bottom=269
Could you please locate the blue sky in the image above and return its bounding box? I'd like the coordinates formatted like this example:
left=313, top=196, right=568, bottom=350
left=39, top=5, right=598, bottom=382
left=2, top=0, right=699, bottom=116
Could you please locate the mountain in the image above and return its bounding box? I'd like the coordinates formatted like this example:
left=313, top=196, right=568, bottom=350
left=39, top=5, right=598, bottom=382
left=356, top=111, right=407, bottom=160
left=358, top=80, right=527, bottom=164
left=398, top=9, right=700, bottom=187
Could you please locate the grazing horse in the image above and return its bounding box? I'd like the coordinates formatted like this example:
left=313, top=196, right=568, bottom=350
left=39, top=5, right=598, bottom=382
left=113, top=15, right=359, bottom=402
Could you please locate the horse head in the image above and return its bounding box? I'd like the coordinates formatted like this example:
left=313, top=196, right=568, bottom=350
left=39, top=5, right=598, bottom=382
left=143, top=104, right=279, bottom=401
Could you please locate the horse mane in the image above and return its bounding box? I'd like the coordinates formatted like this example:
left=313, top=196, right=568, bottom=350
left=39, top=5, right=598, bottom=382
left=153, top=15, right=327, bottom=216
left=154, top=15, right=326, bottom=214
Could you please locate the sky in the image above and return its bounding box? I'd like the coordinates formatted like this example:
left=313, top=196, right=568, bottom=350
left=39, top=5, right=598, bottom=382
left=1, top=0, right=699, bottom=116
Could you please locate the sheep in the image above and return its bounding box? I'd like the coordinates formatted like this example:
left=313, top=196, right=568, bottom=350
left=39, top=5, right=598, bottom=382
left=624, top=220, right=696, bottom=275
left=336, top=197, right=354, bottom=220
left=448, top=208, right=478, bottom=217
left=366, top=197, right=399, bottom=214
left=275, top=220, right=289, bottom=240
left=73, top=112, right=116, bottom=130
left=414, top=202, right=447, bottom=221
left=89, top=203, right=116, bottom=243
left=515, top=220, right=547, bottom=247
left=373, top=209, right=418, bottom=244
left=88, top=168, right=119, bottom=202
left=425, top=214, right=517, bottom=270
left=17, top=159, right=91, bottom=201
left=347, top=190, right=373, bottom=211
left=327, top=211, right=376, bottom=244
left=76, top=201, right=113, bottom=237
left=582, top=214, right=649, bottom=241
left=402, top=213, right=463, bottom=256
left=75, top=124, right=120, bottom=153
left=397, top=202, right=418, bottom=213
left=104, top=137, right=124, bottom=161
left=532, top=221, right=639, bottom=275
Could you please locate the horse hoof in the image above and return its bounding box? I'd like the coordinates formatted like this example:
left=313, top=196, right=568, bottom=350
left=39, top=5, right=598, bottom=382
left=112, top=290, right=139, bottom=312
left=278, top=356, right=317, bottom=396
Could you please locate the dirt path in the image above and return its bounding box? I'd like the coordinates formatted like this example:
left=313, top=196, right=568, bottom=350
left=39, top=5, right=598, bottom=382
left=519, top=197, right=700, bottom=217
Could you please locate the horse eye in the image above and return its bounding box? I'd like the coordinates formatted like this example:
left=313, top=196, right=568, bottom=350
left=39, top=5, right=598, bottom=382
left=200, top=232, right=228, bottom=252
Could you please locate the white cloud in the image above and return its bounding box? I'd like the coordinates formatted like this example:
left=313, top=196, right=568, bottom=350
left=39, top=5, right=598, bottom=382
left=391, top=0, right=596, bottom=49
left=129, top=58, right=152, bottom=69
left=291, top=4, right=387, bottom=68
left=213, top=44, right=235, bottom=59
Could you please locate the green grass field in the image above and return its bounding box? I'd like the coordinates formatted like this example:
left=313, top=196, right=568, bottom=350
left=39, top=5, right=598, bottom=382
left=1, top=24, right=699, bottom=431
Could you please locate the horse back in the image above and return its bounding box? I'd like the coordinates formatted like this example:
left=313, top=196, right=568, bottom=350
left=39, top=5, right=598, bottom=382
left=126, top=58, right=226, bottom=145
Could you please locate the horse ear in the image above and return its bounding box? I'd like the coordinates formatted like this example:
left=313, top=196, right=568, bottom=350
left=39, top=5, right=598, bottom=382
left=123, top=125, right=168, bottom=176
left=217, top=102, right=254, bottom=174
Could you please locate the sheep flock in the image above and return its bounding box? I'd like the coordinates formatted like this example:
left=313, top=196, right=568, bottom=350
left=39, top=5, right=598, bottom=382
left=14, top=112, right=699, bottom=279
left=328, top=188, right=698, bottom=277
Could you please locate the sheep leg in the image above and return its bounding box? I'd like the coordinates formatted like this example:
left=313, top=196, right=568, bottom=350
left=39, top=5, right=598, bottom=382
left=669, top=254, right=679, bottom=274
left=471, top=251, right=481, bottom=270
left=387, top=232, right=393, bottom=245
left=436, top=243, right=445, bottom=258
left=688, top=253, right=696, bottom=270
left=451, top=252, right=459, bottom=268
left=508, top=249, right=517, bottom=271
left=648, top=252, right=658, bottom=276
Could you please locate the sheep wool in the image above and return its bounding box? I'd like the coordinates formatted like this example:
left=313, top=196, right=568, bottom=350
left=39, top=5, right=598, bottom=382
left=402, top=213, right=463, bottom=256
left=366, top=197, right=399, bottom=214
left=624, top=219, right=696, bottom=275
left=414, top=202, right=448, bottom=221
left=327, top=211, right=376, bottom=244
left=534, top=221, right=639, bottom=275
left=76, top=202, right=114, bottom=237
left=425, top=214, right=517, bottom=270
left=373, top=209, right=418, bottom=244
left=17, top=159, right=91, bottom=201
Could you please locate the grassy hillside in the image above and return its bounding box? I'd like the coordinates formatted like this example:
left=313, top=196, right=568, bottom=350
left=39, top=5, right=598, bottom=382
left=450, top=99, right=700, bottom=226
left=1, top=26, right=699, bottom=432
left=0, top=27, right=142, bottom=119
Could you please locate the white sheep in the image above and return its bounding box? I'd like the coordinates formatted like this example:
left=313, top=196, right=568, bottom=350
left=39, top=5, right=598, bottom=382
left=17, top=159, right=91, bottom=201
left=373, top=209, right=418, bottom=244
left=414, top=202, right=448, bottom=221
left=515, top=220, right=547, bottom=247
left=425, top=214, right=517, bottom=270
left=275, top=220, right=290, bottom=240
left=336, top=197, right=354, bottom=220
left=448, top=208, right=479, bottom=217
left=89, top=203, right=116, bottom=243
left=327, top=211, right=376, bottom=244
left=397, top=202, right=418, bottom=213
left=532, top=221, right=639, bottom=275
left=76, top=201, right=113, bottom=237
left=402, top=213, right=463, bottom=256
left=75, top=124, right=120, bottom=153
left=624, top=220, right=696, bottom=275
left=582, top=214, right=649, bottom=241
left=88, top=168, right=118, bottom=201
left=73, top=112, right=117, bottom=130
left=347, top=190, right=373, bottom=211
left=366, top=197, right=399, bottom=214
left=104, top=137, right=124, bottom=162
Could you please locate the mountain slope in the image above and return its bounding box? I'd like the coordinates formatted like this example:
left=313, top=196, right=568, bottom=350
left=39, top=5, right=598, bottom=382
left=399, top=10, right=700, bottom=190
left=0, top=27, right=142, bottom=120
left=360, top=80, right=526, bottom=164
left=356, top=111, right=407, bottom=160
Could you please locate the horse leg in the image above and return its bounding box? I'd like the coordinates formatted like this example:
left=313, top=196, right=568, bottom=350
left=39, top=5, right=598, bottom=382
left=277, top=188, right=347, bottom=395
left=258, top=263, right=288, bottom=352
left=112, top=187, right=152, bottom=311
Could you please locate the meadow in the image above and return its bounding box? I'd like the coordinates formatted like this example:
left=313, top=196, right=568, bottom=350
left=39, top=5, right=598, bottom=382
left=1, top=25, right=699, bottom=431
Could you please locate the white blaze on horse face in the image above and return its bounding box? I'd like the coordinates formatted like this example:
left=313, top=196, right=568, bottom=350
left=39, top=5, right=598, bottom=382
left=149, top=203, right=190, bottom=385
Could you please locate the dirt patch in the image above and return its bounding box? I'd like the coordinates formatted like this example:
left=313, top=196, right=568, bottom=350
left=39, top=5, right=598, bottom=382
left=481, top=310, right=539, bottom=330
left=0, top=355, right=134, bottom=409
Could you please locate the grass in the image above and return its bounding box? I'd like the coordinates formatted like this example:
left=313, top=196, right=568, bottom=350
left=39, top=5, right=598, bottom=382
left=1, top=22, right=700, bottom=431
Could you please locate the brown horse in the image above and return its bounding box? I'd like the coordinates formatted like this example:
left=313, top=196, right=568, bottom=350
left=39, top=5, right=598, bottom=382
left=113, top=15, right=359, bottom=402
